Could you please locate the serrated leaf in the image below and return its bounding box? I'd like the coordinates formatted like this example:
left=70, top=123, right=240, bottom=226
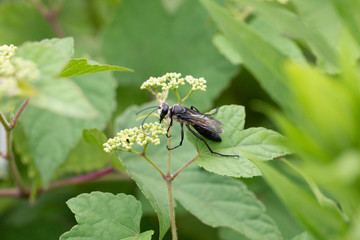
left=40, top=37, right=74, bottom=58
left=60, top=192, right=154, bottom=240
left=174, top=166, right=282, bottom=240
left=187, top=105, right=290, bottom=177
left=102, top=0, right=237, bottom=108
left=18, top=71, right=116, bottom=185
left=16, top=39, right=72, bottom=79
left=30, top=79, right=99, bottom=119
left=58, top=59, right=133, bottom=78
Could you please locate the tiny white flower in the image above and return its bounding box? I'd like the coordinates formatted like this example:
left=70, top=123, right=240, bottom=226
left=103, top=122, right=167, bottom=152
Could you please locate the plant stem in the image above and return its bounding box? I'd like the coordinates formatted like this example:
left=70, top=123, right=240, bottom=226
left=10, top=98, right=29, bottom=129
left=174, top=89, right=182, bottom=104
left=166, top=175, right=177, bottom=240
left=30, top=0, right=65, bottom=38
left=6, top=130, right=28, bottom=196
left=0, top=99, right=31, bottom=195
left=180, top=90, right=193, bottom=104
left=171, top=154, right=198, bottom=180
left=142, top=154, right=166, bottom=179
left=49, top=166, right=115, bottom=189
left=0, top=112, right=10, bottom=131
left=0, top=166, right=121, bottom=198
left=167, top=128, right=172, bottom=175
left=166, top=127, right=178, bottom=240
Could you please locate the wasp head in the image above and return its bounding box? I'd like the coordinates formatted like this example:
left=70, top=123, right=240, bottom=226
left=159, top=103, right=169, bottom=123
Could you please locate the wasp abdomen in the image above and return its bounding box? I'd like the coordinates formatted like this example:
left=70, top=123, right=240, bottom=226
left=193, top=125, right=222, bottom=142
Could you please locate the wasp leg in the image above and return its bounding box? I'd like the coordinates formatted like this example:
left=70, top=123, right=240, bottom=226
left=186, top=124, right=239, bottom=158
left=166, top=117, right=173, bottom=138
left=190, top=106, right=219, bottom=116
left=166, top=123, right=184, bottom=150
left=190, top=106, right=201, bottom=112
left=206, top=107, right=219, bottom=116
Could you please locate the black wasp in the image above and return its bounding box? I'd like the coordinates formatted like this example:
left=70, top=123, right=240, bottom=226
left=140, top=103, right=239, bottom=158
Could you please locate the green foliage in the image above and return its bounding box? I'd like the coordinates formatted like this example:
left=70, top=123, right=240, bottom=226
left=60, top=192, right=154, bottom=240
left=188, top=105, right=291, bottom=177
left=58, top=59, right=132, bottom=78
left=102, top=0, right=238, bottom=109
left=199, top=0, right=360, bottom=239
left=2, top=0, right=360, bottom=240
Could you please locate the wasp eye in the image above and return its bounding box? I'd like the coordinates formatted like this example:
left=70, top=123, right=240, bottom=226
left=159, top=103, right=169, bottom=123
left=162, top=105, right=168, bottom=114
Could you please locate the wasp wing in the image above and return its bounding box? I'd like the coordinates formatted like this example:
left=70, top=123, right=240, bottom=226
left=179, top=109, right=224, bottom=134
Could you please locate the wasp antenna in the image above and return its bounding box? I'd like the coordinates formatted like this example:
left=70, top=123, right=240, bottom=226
left=141, top=108, right=159, bottom=128
left=136, top=105, right=159, bottom=115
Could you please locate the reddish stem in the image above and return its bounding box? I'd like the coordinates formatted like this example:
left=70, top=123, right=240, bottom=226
left=0, top=166, right=116, bottom=198
left=10, top=98, right=29, bottom=129
left=171, top=154, right=199, bottom=180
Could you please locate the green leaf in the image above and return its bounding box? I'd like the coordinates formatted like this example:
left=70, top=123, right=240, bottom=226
left=218, top=228, right=248, bottom=240
left=58, top=59, right=133, bottom=78
left=16, top=40, right=71, bottom=80
left=120, top=152, right=170, bottom=240
left=200, top=0, right=292, bottom=110
left=15, top=38, right=99, bottom=118
left=102, top=0, right=238, bottom=108
left=40, top=37, right=75, bottom=58
left=329, top=0, right=360, bottom=49
left=291, top=232, right=315, bottom=240
left=254, top=160, right=348, bottom=240
left=249, top=16, right=306, bottom=64
left=55, top=128, right=123, bottom=176
left=30, top=79, right=99, bottom=119
left=174, top=166, right=283, bottom=240
left=234, top=0, right=338, bottom=71
left=83, top=128, right=109, bottom=150
left=188, top=105, right=290, bottom=177
left=18, top=71, right=116, bottom=186
left=212, top=34, right=242, bottom=65
left=55, top=137, right=111, bottom=177
left=60, top=192, right=154, bottom=240
left=12, top=123, right=40, bottom=180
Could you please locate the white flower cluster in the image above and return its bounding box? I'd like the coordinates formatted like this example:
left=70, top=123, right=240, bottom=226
left=185, top=75, right=207, bottom=91
left=140, top=72, right=184, bottom=92
left=103, top=122, right=167, bottom=152
left=140, top=72, right=207, bottom=93
left=0, top=44, right=40, bottom=97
